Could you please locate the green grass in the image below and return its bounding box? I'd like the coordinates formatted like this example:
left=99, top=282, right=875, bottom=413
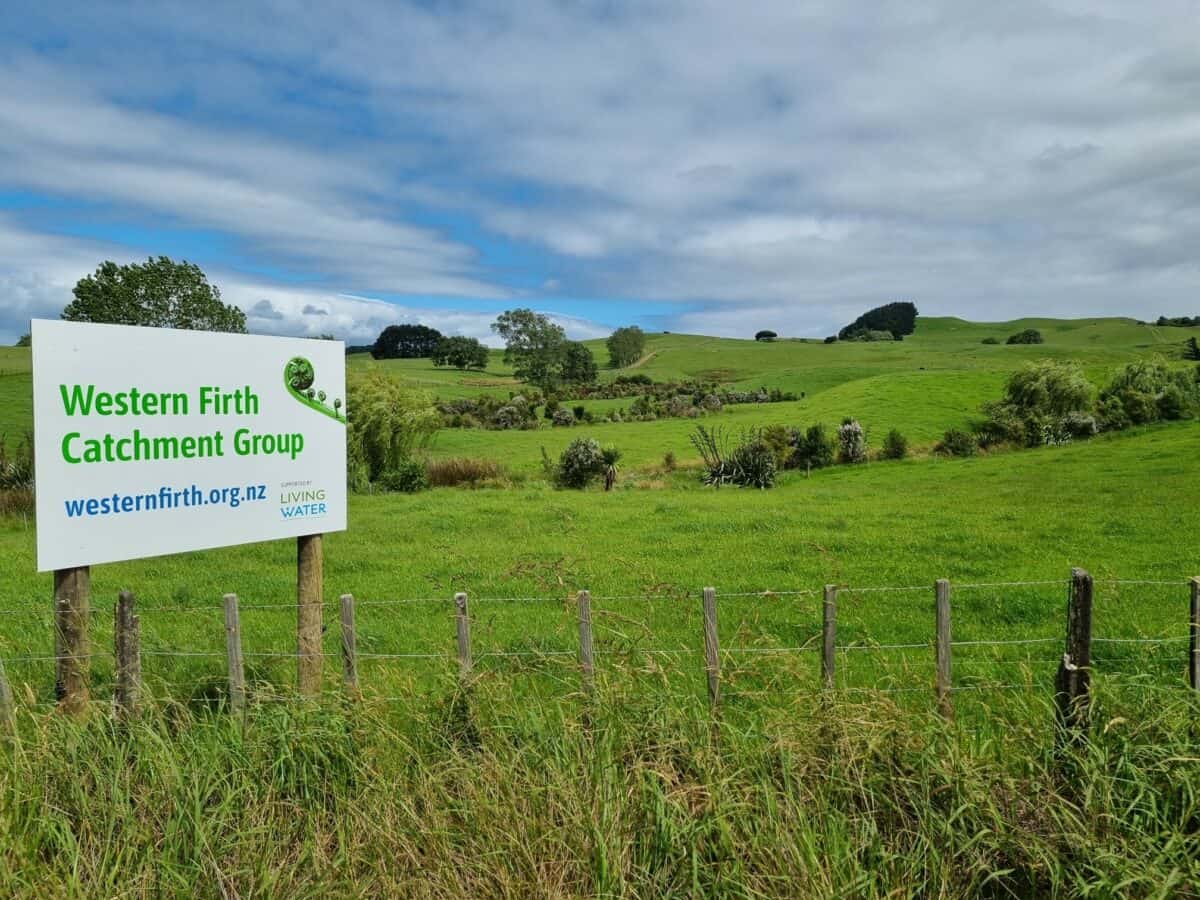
left=2, top=320, right=1199, bottom=895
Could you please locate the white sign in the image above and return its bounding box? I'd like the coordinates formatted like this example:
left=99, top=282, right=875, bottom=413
left=32, top=320, right=347, bottom=571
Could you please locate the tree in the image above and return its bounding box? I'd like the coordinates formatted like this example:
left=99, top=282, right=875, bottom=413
left=63, top=257, right=246, bottom=332
left=560, top=341, right=598, bottom=384
left=606, top=325, right=646, bottom=367
left=754, top=330, right=777, bottom=342
left=492, top=308, right=566, bottom=388
left=371, top=324, right=444, bottom=359
left=432, top=335, right=489, bottom=370
left=14, top=333, right=30, bottom=348
left=838, top=301, right=918, bottom=341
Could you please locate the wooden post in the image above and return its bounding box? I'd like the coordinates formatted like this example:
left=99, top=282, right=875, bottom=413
left=935, top=579, right=953, bottom=718
left=822, top=585, right=837, bottom=690
left=340, top=593, right=359, bottom=697
left=455, top=592, right=472, bottom=676
left=1189, top=577, right=1199, bottom=692
left=702, top=587, right=720, bottom=708
left=54, top=566, right=91, bottom=714
left=0, top=659, right=14, bottom=735
left=113, top=591, right=141, bottom=719
left=297, top=534, right=324, bottom=695
left=223, top=593, right=246, bottom=713
left=1055, top=568, right=1094, bottom=740
left=578, top=590, right=595, bottom=695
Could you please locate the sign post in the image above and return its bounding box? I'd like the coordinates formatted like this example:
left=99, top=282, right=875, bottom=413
left=32, top=320, right=348, bottom=703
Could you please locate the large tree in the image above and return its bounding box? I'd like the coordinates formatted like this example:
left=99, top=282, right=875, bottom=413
left=371, top=324, right=444, bottom=359
left=432, top=335, right=489, bottom=370
left=560, top=341, right=598, bottom=384
left=63, top=257, right=246, bottom=332
left=606, top=325, right=645, bottom=367
left=492, top=308, right=566, bottom=388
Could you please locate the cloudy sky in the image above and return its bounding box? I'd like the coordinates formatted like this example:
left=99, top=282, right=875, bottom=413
left=2, top=1, right=1197, bottom=344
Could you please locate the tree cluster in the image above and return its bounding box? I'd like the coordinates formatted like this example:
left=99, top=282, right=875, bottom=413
left=606, top=326, right=646, bottom=367
left=1155, top=315, right=1199, bottom=328
left=837, top=302, right=917, bottom=341
left=431, top=336, right=489, bottom=370
left=371, top=324, right=444, bottom=360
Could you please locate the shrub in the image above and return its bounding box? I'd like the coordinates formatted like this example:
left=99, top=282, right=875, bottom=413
left=936, top=429, right=977, bottom=457
left=728, top=440, right=776, bottom=488
left=543, top=398, right=560, bottom=420
left=556, top=438, right=607, bottom=488
left=689, top=426, right=775, bottom=488
left=346, top=371, right=440, bottom=489
left=426, top=457, right=506, bottom=487
left=1098, top=358, right=1200, bottom=426
left=792, top=424, right=835, bottom=470
left=662, top=450, right=677, bottom=472
left=981, top=336, right=1000, bottom=345
left=551, top=407, right=575, bottom=427
left=980, top=360, right=1096, bottom=447
left=1006, top=329, right=1044, bottom=345
left=881, top=429, right=908, bottom=460
left=823, top=335, right=837, bottom=344
left=759, top=424, right=795, bottom=467
left=754, top=330, right=777, bottom=341
left=572, top=405, right=587, bottom=421
left=0, top=434, right=34, bottom=518
left=837, top=418, right=868, bottom=464
left=493, top=406, right=526, bottom=430
left=376, top=460, right=429, bottom=493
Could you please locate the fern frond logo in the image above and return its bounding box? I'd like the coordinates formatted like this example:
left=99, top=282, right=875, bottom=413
left=284, top=357, right=346, bottom=423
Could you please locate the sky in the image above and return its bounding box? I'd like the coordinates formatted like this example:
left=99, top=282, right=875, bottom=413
left=1, top=1, right=1198, bottom=345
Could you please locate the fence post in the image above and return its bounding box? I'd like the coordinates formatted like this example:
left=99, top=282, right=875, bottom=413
left=0, top=660, right=13, bottom=735
left=340, top=593, right=359, bottom=697
left=455, top=592, right=472, bottom=676
left=114, top=591, right=141, bottom=719
left=578, top=590, right=595, bottom=695
left=54, top=566, right=91, bottom=714
left=822, top=585, right=837, bottom=690
left=1189, top=577, right=1199, bottom=692
left=297, top=533, right=324, bottom=696
left=223, top=593, right=246, bottom=713
left=935, top=579, right=953, bottom=718
left=702, top=587, right=720, bottom=708
left=1055, top=568, right=1093, bottom=741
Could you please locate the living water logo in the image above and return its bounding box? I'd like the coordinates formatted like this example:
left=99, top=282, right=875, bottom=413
left=284, top=357, right=346, bottom=423
left=280, top=482, right=329, bottom=519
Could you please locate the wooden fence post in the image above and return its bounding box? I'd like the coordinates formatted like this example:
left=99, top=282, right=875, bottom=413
left=114, top=590, right=141, bottom=719
left=822, top=585, right=837, bottom=690
left=340, top=593, right=359, bottom=697
left=702, top=587, right=720, bottom=708
left=455, top=592, right=472, bottom=676
left=1055, top=568, right=1093, bottom=741
left=297, top=534, right=324, bottom=696
left=223, top=593, right=246, bottom=713
left=935, top=579, right=953, bottom=718
left=578, top=590, right=595, bottom=695
left=1189, top=577, right=1199, bottom=692
left=54, top=566, right=91, bottom=714
left=0, top=659, right=13, bottom=735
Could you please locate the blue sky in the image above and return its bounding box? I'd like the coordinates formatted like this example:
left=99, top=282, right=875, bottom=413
left=1, top=1, right=1198, bottom=344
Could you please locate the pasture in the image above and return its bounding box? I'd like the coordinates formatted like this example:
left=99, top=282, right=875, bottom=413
left=1, top=316, right=1198, bottom=896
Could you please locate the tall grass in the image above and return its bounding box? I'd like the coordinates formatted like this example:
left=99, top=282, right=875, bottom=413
left=1, top=680, right=1196, bottom=897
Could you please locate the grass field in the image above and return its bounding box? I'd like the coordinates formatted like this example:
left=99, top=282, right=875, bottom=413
left=1, top=317, right=1199, bottom=895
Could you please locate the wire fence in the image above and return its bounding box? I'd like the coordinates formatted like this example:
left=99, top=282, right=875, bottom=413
left=1, top=575, right=1197, bottom=721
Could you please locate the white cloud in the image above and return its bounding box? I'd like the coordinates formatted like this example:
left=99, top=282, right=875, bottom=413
left=2, top=1, right=1199, bottom=336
